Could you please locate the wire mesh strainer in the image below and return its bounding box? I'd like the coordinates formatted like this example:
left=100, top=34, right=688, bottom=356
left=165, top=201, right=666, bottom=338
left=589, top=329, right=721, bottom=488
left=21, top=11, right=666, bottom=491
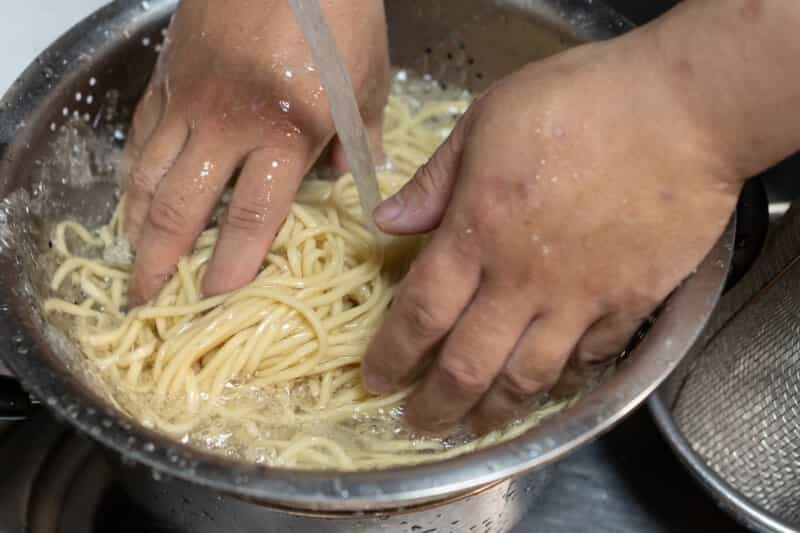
left=651, top=203, right=800, bottom=532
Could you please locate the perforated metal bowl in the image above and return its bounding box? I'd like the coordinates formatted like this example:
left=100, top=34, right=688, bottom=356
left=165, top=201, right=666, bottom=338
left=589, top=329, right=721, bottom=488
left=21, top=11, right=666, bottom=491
left=0, top=0, right=733, bottom=521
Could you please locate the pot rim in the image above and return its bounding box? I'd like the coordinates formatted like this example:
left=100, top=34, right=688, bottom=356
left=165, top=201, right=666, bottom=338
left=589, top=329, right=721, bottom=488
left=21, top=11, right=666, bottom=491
left=0, top=0, right=734, bottom=511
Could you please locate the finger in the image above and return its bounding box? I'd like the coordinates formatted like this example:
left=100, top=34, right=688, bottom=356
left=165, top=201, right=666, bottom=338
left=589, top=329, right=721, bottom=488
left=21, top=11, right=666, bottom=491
left=129, top=134, right=244, bottom=304
left=470, top=311, right=593, bottom=431
left=405, top=282, right=534, bottom=432
left=119, top=82, right=164, bottom=179
left=372, top=114, right=470, bottom=234
left=123, top=117, right=189, bottom=243
left=573, top=312, right=645, bottom=365
left=202, top=143, right=313, bottom=296
left=361, top=232, right=480, bottom=394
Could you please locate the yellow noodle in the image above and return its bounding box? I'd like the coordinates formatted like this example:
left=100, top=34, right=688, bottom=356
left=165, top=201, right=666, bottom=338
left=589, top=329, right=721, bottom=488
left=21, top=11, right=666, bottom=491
left=44, top=83, right=578, bottom=471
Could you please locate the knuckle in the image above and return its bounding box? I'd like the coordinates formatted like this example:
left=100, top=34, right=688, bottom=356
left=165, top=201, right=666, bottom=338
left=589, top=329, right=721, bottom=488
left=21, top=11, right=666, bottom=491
left=147, top=197, right=189, bottom=237
left=500, top=369, right=553, bottom=399
left=126, top=167, right=159, bottom=197
left=399, top=289, right=449, bottom=339
left=225, top=202, right=269, bottom=233
left=575, top=346, right=612, bottom=365
left=438, top=358, right=491, bottom=396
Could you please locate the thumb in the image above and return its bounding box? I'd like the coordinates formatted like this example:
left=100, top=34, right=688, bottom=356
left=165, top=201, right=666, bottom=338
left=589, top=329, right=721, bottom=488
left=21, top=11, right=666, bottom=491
left=373, top=116, right=468, bottom=234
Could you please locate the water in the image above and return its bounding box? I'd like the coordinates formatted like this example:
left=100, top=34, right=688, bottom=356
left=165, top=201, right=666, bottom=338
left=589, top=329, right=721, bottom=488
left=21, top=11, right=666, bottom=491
left=286, top=0, right=383, bottom=240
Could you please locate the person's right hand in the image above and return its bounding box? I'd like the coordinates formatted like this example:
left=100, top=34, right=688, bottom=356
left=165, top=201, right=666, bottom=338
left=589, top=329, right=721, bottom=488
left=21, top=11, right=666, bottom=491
left=122, top=0, right=389, bottom=304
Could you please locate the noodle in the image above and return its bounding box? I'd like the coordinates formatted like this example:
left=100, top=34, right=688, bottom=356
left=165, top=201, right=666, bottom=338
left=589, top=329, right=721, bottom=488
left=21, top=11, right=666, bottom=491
left=43, top=74, right=577, bottom=470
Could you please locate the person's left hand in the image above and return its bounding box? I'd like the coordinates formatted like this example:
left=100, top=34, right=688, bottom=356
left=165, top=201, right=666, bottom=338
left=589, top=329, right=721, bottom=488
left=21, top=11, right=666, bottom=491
left=360, top=37, right=742, bottom=432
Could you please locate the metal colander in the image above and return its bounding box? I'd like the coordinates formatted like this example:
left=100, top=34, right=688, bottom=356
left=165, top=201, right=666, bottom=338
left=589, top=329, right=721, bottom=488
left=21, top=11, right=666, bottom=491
left=651, top=204, right=800, bottom=532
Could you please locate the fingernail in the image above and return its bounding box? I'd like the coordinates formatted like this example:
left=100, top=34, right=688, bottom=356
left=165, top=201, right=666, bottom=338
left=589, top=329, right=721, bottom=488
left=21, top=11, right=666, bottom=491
left=373, top=192, right=405, bottom=225
left=363, top=370, right=392, bottom=395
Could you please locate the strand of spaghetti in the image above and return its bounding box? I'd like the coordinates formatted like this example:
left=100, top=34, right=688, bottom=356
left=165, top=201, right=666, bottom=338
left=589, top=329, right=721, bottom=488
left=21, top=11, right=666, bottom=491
left=53, top=220, right=104, bottom=255
left=278, top=436, right=354, bottom=469
left=50, top=257, right=128, bottom=291
left=136, top=294, right=228, bottom=319
left=43, top=298, right=103, bottom=317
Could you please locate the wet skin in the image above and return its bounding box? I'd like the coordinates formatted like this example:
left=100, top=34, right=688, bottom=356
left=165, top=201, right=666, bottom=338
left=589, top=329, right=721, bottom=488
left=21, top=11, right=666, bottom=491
left=126, top=0, right=800, bottom=431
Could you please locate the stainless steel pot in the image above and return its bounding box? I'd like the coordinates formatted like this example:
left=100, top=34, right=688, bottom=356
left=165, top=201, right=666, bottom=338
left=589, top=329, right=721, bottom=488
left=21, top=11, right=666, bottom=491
left=0, top=0, right=738, bottom=531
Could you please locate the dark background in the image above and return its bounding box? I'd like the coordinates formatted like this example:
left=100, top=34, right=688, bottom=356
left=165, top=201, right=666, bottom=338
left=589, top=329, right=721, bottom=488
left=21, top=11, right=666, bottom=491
left=604, top=0, right=679, bottom=24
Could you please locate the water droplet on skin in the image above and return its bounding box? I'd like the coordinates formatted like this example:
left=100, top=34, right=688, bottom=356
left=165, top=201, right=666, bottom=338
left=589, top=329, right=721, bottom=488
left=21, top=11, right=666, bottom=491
left=271, top=161, right=279, bottom=168
left=200, top=161, right=213, bottom=178
left=279, top=100, right=291, bottom=113
left=542, top=245, right=551, bottom=255
left=284, top=69, right=294, bottom=79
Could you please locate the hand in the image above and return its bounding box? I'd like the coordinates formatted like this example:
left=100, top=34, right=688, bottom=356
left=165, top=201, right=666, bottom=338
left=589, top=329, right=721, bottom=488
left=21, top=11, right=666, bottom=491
left=122, top=0, right=389, bottom=303
left=361, top=37, right=744, bottom=432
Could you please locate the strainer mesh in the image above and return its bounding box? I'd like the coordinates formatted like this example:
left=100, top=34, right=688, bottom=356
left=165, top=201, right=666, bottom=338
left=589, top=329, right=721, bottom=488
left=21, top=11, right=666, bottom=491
left=667, top=207, right=800, bottom=527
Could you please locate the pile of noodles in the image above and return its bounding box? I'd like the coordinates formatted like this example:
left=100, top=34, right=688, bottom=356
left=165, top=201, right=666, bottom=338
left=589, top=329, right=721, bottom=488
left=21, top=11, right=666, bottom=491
left=44, top=82, right=578, bottom=470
